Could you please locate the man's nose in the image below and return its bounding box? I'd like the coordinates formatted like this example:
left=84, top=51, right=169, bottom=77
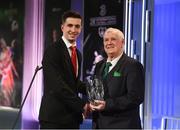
left=107, top=40, right=112, bottom=44
left=71, top=26, right=77, bottom=32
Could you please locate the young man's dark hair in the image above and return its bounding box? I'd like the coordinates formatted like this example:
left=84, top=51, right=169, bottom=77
left=61, top=10, right=82, bottom=24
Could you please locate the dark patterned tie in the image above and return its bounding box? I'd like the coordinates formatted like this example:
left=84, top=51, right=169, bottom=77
left=103, top=62, right=112, bottom=79
left=70, top=46, right=77, bottom=76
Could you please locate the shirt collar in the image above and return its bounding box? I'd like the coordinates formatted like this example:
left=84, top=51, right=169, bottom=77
left=107, top=52, right=123, bottom=66
left=62, top=36, right=77, bottom=49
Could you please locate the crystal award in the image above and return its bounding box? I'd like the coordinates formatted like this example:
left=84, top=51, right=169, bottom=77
left=86, top=75, right=104, bottom=102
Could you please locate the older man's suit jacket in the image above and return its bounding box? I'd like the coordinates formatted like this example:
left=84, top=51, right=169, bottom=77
left=38, top=39, right=86, bottom=126
left=92, top=53, right=145, bottom=129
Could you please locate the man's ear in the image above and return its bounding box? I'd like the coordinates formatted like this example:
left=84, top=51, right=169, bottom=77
left=122, top=39, right=125, bottom=44
left=61, top=24, right=63, bottom=31
left=121, top=39, right=125, bottom=48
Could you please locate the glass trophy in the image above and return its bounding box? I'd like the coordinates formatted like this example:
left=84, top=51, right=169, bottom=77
left=86, top=75, right=104, bottom=103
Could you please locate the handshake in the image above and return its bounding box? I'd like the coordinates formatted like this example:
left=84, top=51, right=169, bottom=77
left=82, top=100, right=106, bottom=119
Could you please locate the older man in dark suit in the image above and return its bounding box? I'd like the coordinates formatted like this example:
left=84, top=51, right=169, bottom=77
left=90, top=27, right=145, bottom=129
left=38, top=11, right=88, bottom=129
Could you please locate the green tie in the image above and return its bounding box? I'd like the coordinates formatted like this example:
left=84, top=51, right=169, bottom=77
left=103, top=62, right=112, bottom=78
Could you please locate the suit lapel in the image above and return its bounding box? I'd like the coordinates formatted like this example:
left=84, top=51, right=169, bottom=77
left=95, top=59, right=106, bottom=78
left=77, top=50, right=82, bottom=79
left=60, top=39, right=77, bottom=80
left=105, top=53, right=126, bottom=83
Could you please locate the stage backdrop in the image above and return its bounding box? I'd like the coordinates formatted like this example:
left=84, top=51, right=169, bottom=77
left=0, top=0, right=24, bottom=108
left=83, top=0, right=124, bottom=81
left=44, top=0, right=71, bottom=48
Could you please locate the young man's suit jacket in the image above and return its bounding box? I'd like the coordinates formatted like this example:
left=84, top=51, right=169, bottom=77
left=39, top=38, right=86, bottom=126
left=93, top=53, right=145, bottom=129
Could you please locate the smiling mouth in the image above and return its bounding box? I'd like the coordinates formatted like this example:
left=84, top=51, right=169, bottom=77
left=106, top=46, right=114, bottom=49
left=70, top=34, right=78, bottom=37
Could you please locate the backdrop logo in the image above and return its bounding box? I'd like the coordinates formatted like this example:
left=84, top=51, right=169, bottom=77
left=90, top=16, right=117, bottom=27
left=99, top=4, right=106, bottom=16
left=98, top=27, right=107, bottom=38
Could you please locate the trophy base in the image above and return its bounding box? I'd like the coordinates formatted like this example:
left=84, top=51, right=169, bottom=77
left=91, top=100, right=103, bottom=106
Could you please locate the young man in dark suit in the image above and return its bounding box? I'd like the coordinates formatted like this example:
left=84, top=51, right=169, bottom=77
left=90, top=27, right=145, bottom=129
left=38, top=11, right=88, bottom=129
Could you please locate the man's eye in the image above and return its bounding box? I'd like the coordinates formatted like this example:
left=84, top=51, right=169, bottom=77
left=104, top=39, right=108, bottom=42
left=68, top=24, right=73, bottom=27
left=75, top=25, right=80, bottom=28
